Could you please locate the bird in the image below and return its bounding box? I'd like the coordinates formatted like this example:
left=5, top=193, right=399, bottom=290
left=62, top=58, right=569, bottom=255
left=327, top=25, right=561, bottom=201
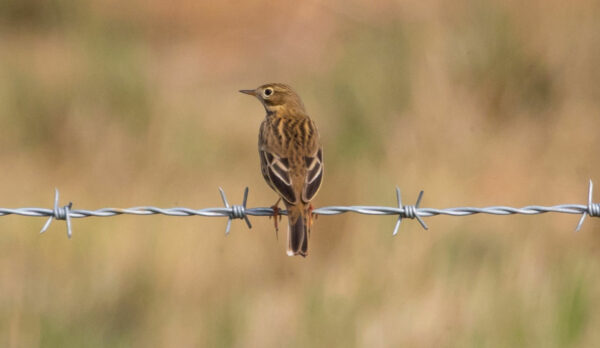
left=240, top=83, right=323, bottom=257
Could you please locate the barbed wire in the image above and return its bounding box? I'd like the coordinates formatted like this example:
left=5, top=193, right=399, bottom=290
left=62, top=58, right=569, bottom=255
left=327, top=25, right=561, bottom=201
left=0, top=180, right=598, bottom=238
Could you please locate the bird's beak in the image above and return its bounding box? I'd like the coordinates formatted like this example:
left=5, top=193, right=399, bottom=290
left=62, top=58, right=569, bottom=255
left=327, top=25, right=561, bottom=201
left=239, top=89, right=256, bottom=96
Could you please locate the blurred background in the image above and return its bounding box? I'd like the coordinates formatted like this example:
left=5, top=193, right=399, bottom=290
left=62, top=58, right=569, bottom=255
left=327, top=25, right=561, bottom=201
left=1, top=0, right=599, bottom=346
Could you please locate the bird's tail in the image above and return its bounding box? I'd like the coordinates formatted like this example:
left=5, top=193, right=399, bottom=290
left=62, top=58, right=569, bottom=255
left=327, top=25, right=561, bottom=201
left=286, top=204, right=308, bottom=257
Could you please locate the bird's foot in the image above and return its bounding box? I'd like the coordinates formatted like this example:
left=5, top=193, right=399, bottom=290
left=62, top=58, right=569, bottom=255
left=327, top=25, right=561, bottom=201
left=270, top=198, right=282, bottom=239
left=307, top=203, right=317, bottom=234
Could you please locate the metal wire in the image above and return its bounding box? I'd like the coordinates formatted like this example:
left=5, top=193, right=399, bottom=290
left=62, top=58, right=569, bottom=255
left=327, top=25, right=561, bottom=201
left=0, top=180, right=598, bottom=238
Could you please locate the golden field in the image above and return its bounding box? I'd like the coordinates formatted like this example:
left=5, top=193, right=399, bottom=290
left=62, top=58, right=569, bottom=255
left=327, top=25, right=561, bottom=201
left=1, top=0, right=599, bottom=346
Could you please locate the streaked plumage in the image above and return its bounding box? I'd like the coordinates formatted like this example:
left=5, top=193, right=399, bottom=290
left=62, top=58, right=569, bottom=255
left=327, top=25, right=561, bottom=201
left=240, top=83, right=323, bottom=257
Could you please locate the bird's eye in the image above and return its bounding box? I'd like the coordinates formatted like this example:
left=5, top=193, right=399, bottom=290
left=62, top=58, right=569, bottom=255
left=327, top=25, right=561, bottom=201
left=263, top=88, right=274, bottom=97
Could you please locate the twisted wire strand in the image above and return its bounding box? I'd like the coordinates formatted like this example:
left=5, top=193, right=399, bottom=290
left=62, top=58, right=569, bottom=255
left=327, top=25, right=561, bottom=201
left=0, top=181, right=597, bottom=237
left=0, top=204, right=589, bottom=218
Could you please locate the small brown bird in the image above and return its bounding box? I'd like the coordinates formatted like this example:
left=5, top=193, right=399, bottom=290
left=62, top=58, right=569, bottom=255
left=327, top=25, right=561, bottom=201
left=240, top=83, right=323, bottom=257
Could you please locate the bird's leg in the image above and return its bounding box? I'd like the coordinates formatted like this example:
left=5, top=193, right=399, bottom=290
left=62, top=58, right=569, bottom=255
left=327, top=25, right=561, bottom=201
left=307, top=203, right=317, bottom=235
left=270, top=198, right=282, bottom=239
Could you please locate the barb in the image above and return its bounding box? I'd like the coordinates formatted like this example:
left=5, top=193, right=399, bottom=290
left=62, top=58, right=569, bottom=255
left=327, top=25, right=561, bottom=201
left=39, top=189, right=73, bottom=238
left=0, top=181, right=598, bottom=237
left=575, top=180, right=600, bottom=232
left=219, top=187, right=252, bottom=235
left=393, top=188, right=427, bottom=235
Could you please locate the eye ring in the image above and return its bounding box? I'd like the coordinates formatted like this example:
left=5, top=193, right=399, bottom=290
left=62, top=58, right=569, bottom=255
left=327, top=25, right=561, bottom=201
left=263, top=88, right=274, bottom=98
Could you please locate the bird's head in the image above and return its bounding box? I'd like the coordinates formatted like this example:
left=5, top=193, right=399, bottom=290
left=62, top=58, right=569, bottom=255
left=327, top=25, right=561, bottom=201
left=240, top=83, right=305, bottom=114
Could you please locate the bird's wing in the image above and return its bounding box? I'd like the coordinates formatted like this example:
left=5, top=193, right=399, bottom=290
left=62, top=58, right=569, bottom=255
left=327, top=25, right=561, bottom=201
left=302, top=147, right=323, bottom=203
left=260, top=149, right=297, bottom=204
